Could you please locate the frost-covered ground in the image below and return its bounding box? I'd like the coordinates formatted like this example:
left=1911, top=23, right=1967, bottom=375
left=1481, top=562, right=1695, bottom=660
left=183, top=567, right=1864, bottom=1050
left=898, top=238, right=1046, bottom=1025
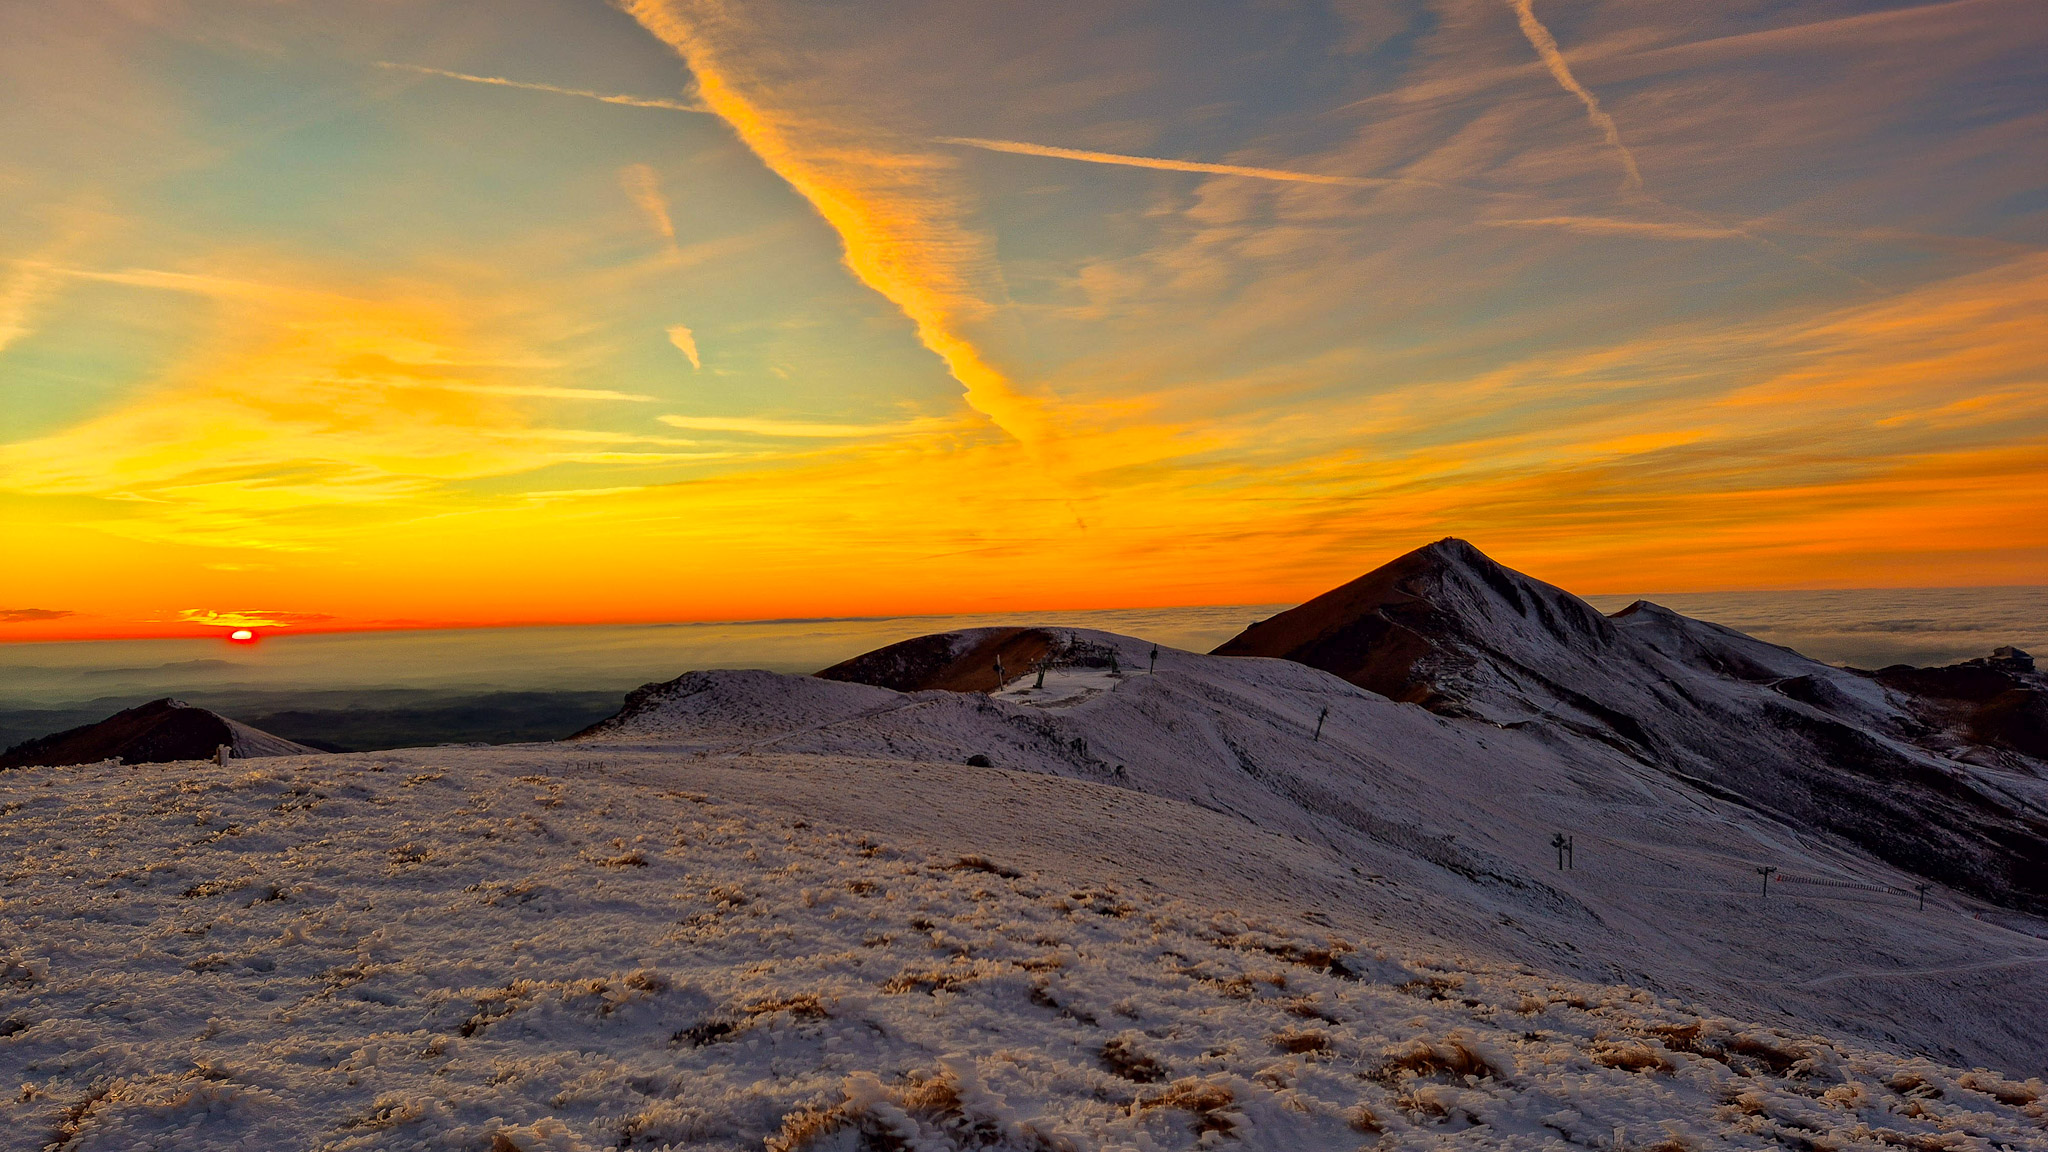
left=4, top=751, right=2046, bottom=1152
left=579, top=636, right=2048, bottom=1077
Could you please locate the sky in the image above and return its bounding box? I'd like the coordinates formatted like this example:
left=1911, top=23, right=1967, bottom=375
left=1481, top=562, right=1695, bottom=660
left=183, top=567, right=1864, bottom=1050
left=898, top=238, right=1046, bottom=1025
left=2, top=0, right=2044, bottom=641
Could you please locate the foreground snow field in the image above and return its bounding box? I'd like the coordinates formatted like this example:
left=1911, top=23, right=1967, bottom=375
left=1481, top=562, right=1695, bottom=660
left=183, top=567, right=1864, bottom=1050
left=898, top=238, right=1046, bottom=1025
left=3, top=749, right=2045, bottom=1152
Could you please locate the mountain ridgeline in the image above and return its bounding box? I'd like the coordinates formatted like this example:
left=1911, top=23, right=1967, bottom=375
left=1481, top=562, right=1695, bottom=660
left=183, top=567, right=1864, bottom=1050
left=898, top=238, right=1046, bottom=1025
left=1212, top=538, right=2048, bottom=914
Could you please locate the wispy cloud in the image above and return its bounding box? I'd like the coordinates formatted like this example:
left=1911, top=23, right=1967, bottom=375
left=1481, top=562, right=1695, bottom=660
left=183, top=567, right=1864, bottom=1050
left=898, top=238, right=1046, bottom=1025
left=619, top=163, right=678, bottom=248
left=176, top=608, right=334, bottom=629
left=1483, top=216, right=1743, bottom=239
left=658, top=413, right=957, bottom=438
left=937, top=137, right=1455, bottom=193
left=622, top=0, right=1048, bottom=442
left=1504, top=0, right=1644, bottom=190
left=0, top=261, right=60, bottom=354
left=0, top=608, right=75, bottom=623
left=667, top=324, right=702, bottom=370
left=374, top=62, right=708, bottom=114
left=414, top=383, right=659, bottom=402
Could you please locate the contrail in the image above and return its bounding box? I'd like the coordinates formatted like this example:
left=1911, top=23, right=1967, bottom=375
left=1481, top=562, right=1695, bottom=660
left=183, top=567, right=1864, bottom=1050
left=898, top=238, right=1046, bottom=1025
left=371, top=66, right=1485, bottom=199
left=374, top=62, right=708, bottom=114
left=1483, top=216, right=1743, bottom=239
left=937, top=136, right=1445, bottom=192
left=1503, top=0, right=1643, bottom=191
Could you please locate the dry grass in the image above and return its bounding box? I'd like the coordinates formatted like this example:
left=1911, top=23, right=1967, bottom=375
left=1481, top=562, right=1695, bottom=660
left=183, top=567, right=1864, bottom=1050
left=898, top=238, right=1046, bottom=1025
left=744, top=993, right=829, bottom=1019
left=1367, top=1033, right=1503, bottom=1084
left=1957, top=1071, right=2040, bottom=1106
left=1136, top=1078, right=1240, bottom=1137
left=766, top=1067, right=1073, bottom=1152
left=1397, top=974, right=1465, bottom=1001
left=1100, top=1036, right=1168, bottom=1083
left=1198, top=970, right=1289, bottom=1000
left=950, top=854, right=1023, bottom=879
left=1269, top=1028, right=1333, bottom=1055
left=881, top=964, right=982, bottom=995
left=1284, top=994, right=1339, bottom=1022
left=1884, top=1070, right=1941, bottom=1098
left=1590, top=1040, right=1676, bottom=1074
left=1346, top=1104, right=1383, bottom=1134
left=1648, top=1020, right=1810, bottom=1075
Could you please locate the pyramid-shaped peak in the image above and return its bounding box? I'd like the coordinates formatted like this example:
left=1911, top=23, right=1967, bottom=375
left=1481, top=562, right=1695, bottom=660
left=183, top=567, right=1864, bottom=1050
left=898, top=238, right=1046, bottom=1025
left=1349, top=537, right=1590, bottom=618
left=1412, top=536, right=1490, bottom=565
left=1211, top=538, right=1617, bottom=708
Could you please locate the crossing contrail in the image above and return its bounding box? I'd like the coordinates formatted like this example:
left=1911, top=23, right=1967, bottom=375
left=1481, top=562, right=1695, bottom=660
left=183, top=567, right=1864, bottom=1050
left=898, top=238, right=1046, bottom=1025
left=937, top=136, right=1451, bottom=192
left=374, top=62, right=708, bottom=114
left=1504, top=0, right=1644, bottom=191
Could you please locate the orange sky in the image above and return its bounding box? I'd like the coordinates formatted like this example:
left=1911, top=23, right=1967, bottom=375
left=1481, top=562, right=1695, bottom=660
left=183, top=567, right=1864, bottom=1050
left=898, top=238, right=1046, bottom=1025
left=3, top=0, right=2044, bottom=642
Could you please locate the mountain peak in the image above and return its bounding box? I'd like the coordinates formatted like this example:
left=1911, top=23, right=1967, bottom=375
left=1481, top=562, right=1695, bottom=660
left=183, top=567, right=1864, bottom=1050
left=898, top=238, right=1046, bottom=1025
left=0, top=697, right=316, bottom=769
left=1212, top=539, right=1613, bottom=708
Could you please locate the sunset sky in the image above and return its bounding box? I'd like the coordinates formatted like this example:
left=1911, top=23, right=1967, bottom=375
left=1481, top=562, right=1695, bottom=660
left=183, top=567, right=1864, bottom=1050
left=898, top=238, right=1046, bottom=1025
left=3, top=0, right=2044, bottom=640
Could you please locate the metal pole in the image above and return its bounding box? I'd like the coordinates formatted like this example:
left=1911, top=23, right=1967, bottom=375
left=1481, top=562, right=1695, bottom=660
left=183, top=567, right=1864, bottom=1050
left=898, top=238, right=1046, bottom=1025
left=1314, top=707, right=1329, bottom=742
left=1757, top=865, right=1777, bottom=897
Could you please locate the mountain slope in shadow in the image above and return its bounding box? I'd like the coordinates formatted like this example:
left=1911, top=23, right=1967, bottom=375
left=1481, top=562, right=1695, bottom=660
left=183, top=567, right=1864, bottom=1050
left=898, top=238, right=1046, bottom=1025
left=0, top=697, right=318, bottom=769
left=1211, top=537, right=2048, bottom=914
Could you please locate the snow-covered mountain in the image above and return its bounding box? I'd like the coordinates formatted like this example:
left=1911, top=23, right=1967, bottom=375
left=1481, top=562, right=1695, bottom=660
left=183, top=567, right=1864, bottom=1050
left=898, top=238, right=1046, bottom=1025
left=0, top=696, right=317, bottom=769
left=579, top=656, right=2047, bottom=1075
left=1213, top=538, right=2048, bottom=916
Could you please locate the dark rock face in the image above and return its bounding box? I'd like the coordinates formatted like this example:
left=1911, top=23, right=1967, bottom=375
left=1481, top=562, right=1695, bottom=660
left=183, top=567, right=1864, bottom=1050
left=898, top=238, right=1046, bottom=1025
left=1212, top=539, right=2048, bottom=914
left=0, top=698, right=317, bottom=769
left=816, top=627, right=1123, bottom=693
left=1874, top=648, right=2048, bottom=760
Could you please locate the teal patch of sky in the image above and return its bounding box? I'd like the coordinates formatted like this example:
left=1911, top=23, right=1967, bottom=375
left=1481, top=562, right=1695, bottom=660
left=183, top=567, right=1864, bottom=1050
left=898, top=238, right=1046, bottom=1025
left=0, top=280, right=213, bottom=441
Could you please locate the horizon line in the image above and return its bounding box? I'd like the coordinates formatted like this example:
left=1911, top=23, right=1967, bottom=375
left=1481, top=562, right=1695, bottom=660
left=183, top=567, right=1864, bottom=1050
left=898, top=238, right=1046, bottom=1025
left=5, top=583, right=2046, bottom=646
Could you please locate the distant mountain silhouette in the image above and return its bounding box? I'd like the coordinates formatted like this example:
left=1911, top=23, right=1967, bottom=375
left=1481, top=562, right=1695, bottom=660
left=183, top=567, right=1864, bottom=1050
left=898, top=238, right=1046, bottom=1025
left=1213, top=538, right=2048, bottom=913
left=0, top=698, right=317, bottom=769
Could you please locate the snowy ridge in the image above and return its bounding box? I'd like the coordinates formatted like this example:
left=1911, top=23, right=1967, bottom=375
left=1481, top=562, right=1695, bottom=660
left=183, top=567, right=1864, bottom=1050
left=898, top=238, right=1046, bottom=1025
left=579, top=631, right=2048, bottom=1076
left=3, top=752, right=2043, bottom=1152
left=1211, top=540, right=2048, bottom=916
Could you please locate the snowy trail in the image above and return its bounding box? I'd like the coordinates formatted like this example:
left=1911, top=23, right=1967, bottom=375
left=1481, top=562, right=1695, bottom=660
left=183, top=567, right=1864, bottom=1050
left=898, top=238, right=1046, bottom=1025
left=1787, top=955, right=2048, bottom=989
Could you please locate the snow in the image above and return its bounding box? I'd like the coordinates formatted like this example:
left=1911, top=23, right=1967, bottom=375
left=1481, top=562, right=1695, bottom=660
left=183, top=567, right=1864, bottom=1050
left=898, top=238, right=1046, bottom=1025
left=5, top=620, right=2046, bottom=1150
left=5, top=750, right=2044, bottom=1152
left=580, top=632, right=2048, bottom=1077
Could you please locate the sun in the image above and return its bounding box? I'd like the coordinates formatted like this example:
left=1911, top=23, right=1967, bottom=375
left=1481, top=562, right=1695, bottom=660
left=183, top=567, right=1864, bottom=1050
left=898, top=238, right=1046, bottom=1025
left=229, top=629, right=257, bottom=643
